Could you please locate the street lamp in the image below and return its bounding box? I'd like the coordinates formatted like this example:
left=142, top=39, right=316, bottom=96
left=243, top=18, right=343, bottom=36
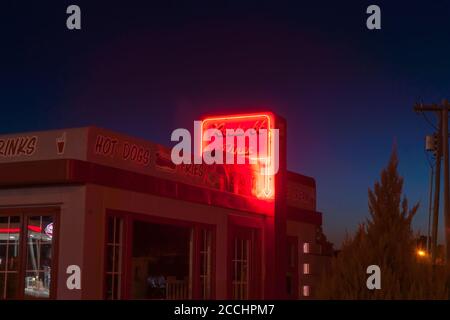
left=416, top=249, right=427, bottom=258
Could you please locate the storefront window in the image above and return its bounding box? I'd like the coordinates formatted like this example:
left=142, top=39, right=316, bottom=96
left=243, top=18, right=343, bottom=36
left=105, top=216, right=123, bottom=300
left=24, top=215, right=54, bottom=299
left=104, top=214, right=214, bottom=300
left=131, top=221, right=191, bottom=299
left=0, top=216, right=21, bottom=299
left=0, top=211, right=56, bottom=300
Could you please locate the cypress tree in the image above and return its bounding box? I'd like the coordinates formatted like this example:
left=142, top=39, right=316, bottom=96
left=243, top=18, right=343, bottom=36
left=317, top=149, right=450, bottom=299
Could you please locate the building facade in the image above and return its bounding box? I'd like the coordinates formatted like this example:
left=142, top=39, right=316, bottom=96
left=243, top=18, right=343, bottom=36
left=0, top=115, right=332, bottom=300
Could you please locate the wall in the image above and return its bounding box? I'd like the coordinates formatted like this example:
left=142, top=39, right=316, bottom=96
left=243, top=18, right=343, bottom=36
left=287, top=220, right=329, bottom=299
left=83, top=183, right=267, bottom=299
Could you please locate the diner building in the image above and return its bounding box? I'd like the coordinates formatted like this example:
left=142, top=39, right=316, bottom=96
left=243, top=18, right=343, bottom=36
left=0, top=113, right=332, bottom=299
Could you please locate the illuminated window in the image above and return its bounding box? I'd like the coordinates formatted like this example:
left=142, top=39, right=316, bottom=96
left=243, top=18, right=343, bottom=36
left=24, top=215, right=54, bottom=299
left=0, top=216, right=21, bottom=299
left=302, top=285, right=310, bottom=297
left=1, top=210, right=57, bottom=300
left=303, top=263, right=310, bottom=275
left=303, top=242, right=310, bottom=254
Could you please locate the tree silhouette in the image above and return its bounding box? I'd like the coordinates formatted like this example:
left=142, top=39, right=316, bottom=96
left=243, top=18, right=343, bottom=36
left=317, top=149, right=450, bottom=299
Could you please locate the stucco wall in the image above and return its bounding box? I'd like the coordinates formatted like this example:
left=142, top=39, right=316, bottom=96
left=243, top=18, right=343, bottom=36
left=83, top=183, right=267, bottom=299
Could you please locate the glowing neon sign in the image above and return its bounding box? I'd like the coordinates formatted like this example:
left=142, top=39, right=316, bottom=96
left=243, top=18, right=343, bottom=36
left=45, top=223, right=53, bottom=239
left=201, top=113, right=278, bottom=199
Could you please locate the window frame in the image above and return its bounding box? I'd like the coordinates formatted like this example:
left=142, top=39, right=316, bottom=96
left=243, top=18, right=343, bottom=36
left=104, top=209, right=216, bottom=300
left=103, top=214, right=125, bottom=300
left=0, top=206, right=60, bottom=300
left=227, top=215, right=263, bottom=300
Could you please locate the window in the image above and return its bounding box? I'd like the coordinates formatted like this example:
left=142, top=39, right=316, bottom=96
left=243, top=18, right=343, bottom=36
left=199, top=229, right=212, bottom=299
left=232, top=237, right=250, bottom=299
left=230, top=226, right=260, bottom=300
left=303, top=242, right=310, bottom=254
left=0, top=210, right=57, bottom=300
left=104, top=213, right=215, bottom=300
left=302, top=285, right=310, bottom=297
left=303, top=263, right=310, bottom=275
left=24, top=215, right=54, bottom=299
left=105, top=216, right=123, bottom=300
left=131, top=221, right=191, bottom=300
left=0, top=216, right=21, bottom=299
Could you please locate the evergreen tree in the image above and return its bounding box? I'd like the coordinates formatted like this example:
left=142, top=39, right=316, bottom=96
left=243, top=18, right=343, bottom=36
left=317, top=149, right=450, bottom=299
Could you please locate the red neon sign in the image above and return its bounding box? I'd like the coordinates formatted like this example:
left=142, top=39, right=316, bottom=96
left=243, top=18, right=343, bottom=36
left=201, top=112, right=276, bottom=199
left=0, top=225, right=42, bottom=234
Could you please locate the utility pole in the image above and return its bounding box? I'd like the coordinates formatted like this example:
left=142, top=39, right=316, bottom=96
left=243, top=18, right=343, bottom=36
left=415, top=100, right=450, bottom=263
left=443, top=102, right=450, bottom=263
left=427, top=163, right=434, bottom=253
left=432, top=116, right=441, bottom=264
left=432, top=117, right=441, bottom=264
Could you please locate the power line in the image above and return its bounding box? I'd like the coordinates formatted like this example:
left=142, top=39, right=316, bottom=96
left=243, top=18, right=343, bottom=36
left=424, top=149, right=435, bottom=169
left=421, top=112, right=438, bottom=130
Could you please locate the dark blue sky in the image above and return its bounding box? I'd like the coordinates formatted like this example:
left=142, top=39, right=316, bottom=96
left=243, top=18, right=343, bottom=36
left=1, top=1, right=450, bottom=245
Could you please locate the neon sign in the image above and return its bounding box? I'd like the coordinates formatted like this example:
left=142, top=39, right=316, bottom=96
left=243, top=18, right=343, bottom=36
left=45, top=223, right=53, bottom=239
left=200, top=113, right=278, bottom=199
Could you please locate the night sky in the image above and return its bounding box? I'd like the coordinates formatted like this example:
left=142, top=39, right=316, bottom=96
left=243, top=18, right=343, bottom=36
left=2, top=1, right=450, bottom=246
